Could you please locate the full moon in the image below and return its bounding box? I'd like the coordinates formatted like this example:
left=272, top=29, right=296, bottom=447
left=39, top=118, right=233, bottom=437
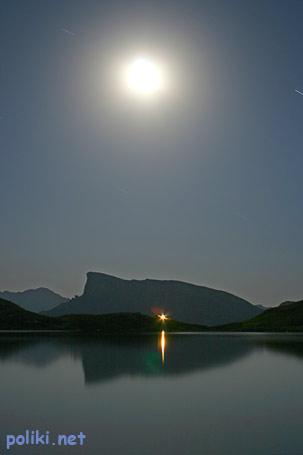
left=123, top=57, right=166, bottom=99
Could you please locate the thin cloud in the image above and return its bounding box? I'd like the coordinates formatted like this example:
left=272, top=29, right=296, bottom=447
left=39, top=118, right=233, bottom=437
left=60, top=28, right=76, bottom=36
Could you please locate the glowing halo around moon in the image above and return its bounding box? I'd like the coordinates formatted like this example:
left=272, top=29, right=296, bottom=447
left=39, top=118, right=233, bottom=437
left=122, top=56, right=166, bottom=100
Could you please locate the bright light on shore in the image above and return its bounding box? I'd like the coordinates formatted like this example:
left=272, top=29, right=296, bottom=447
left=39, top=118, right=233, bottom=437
left=123, top=56, right=166, bottom=99
left=158, top=314, right=168, bottom=321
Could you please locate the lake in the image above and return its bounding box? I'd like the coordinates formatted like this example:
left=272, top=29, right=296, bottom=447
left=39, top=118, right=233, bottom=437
left=0, top=332, right=303, bottom=454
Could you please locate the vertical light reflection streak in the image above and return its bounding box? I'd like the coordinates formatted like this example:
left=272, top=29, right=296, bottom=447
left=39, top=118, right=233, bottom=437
left=161, top=330, right=166, bottom=365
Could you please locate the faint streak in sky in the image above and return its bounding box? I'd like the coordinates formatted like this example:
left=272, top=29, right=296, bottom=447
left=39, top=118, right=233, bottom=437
left=239, top=213, right=249, bottom=223
left=117, top=187, right=129, bottom=195
left=60, top=28, right=76, bottom=36
left=295, top=89, right=303, bottom=96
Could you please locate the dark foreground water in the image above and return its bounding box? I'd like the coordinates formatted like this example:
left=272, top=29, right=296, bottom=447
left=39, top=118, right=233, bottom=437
left=1, top=333, right=303, bottom=454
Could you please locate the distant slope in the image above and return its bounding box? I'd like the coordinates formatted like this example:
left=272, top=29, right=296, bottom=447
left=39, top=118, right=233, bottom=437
left=218, top=299, right=303, bottom=332
left=45, top=272, right=262, bottom=325
left=0, top=297, right=204, bottom=332
left=0, top=288, right=67, bottom=313
left=0, top=297, right=59, bottom=330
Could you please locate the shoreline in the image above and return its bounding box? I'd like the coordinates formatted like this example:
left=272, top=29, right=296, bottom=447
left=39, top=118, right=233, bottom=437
left=1, top=330, right=303, bottom=336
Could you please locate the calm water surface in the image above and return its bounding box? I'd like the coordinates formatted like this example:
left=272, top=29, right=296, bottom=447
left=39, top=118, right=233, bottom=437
left=0, top=333, right=303, bottom=454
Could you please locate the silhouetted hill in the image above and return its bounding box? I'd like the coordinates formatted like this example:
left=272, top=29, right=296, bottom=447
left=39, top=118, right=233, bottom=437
left=0, top=288, right=67, bottom=313
left=58, top=313, right=205, bottom=333
left=218, top=299, right=303, bottom=332
left=0, top=297, right=204, bottom=332
left=45, top=272, right=262, bottom=325
left=0, top=297, right=59, bottom=330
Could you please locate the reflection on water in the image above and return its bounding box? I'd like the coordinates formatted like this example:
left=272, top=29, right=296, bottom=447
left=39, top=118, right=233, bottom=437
left=160, top=330, right=165, bottom=365
left=1, top=332, right=303, bottom=384
left=1, top=333, right=303, bottom=454
left=0, top=333, right=257, bottom=383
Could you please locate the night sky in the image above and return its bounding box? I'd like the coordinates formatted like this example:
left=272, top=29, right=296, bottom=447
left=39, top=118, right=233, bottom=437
left=1, top=0, right=303, bottom=306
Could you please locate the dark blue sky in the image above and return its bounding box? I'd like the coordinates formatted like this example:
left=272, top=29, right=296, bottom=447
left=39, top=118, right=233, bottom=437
left=1, top=0, right=303, bottom=305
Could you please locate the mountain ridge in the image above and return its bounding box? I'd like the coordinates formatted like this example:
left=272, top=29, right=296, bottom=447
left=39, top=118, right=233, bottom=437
left=0, top=288, right=68, bottom=313
left=45, top=271, right=262, bottom=325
